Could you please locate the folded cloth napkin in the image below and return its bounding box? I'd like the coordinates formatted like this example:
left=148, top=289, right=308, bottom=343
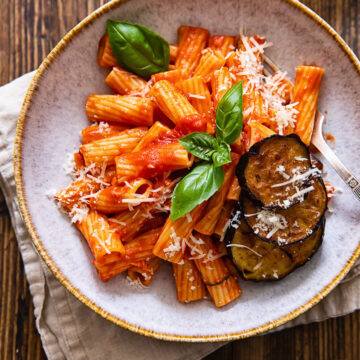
left=1, top=72, right=359, bottom=360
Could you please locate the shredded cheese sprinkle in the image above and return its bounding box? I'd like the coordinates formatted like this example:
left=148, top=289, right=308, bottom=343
left=226, top=243, right=263, bottom=257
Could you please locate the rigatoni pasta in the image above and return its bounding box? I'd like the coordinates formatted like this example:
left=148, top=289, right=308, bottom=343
left=175, top=26, right=209, bottom=78
left=294, top=66, right=324, bottom=145
left=105, top=66, right=148, bottom=95
left=149, top=80, right=199, bottom=124
left=80, top=127, right=147, bottom=166
left=208, top=35, right=237, bottom=57
left=115, top=142, right=193, bottom=182
left=176, top=76, right=215, bottom=134
left=211, top=67, right=233, bottom=108
left=55, top=21, right=325, bottom=308
left=97, top=34, right=118, bottom=67
left=173, top=257, right=206, bottom=302
left=76, top=209, right=125, bottom=263
left=81, top=123, right=129, bottom=144
left=86, top=95, right=154, bottom=126
left=89, top=178, right=153, bottom=213
left=152, top=202, right=207, bottom=263
left=193, top=48, right=226, bottom=82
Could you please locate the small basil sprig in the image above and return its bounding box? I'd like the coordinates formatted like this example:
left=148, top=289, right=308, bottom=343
left=171, top=81, right=243, bottom=221
left=170, top=162, right=224, bottom=221
left=106, top=20, right=170, bottom=79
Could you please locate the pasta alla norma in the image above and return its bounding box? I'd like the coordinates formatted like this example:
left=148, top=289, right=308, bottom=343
left=54, top=22, right=326, bottom=308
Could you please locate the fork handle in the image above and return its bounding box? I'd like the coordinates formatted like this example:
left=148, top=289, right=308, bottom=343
left=312, top=136, right=360, bottom=201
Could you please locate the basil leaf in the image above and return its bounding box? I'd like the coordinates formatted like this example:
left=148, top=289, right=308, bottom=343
left=170, top=162, right=224, bottom=221
left=212, top=143, right=231, bottom=167
left=215, top=81, right=243, bottom=145
left=179, top=132, right=219, bottom=161
left=107, top=20, right=170, bottom=79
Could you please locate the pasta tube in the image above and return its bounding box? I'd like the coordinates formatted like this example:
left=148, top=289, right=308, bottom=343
left=294, top=66, right=324, bottom=145
left=116, top=142, right=193, bottom=182
left=193, top=48, right=226, bottom=82
left=176, top=76, right=215, bottom=134
left=149, top=80, right=198, bottom=124
left=97, top=34, right=118, bottom=68
left=81, top=123, right=129, bottom=144
left=152, top=202, right=207, bottom=263
left=76, top=209, right=125, bottom=262
left=105, top=66, right=148, bottom=95
left=80, top=127, right=147, bottom=166
left=172, top=257, right=206, bottom=302
left=90, top=178, right=153, bottom=213
left=175, top=26, right=210, bottom=78
left=208, top=35, right=237, bottom=57
left=86, top=95, right=154, bottom=126
left=211, top=67, right=233, bottom=108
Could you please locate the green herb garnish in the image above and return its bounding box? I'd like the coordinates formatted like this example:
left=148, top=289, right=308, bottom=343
left=106, top=20, right=170, bottom=79
left=171, top=81, right=243, bottom=221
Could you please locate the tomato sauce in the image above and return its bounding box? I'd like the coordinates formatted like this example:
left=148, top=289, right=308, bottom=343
left=152, top=114, right=207, bottom=146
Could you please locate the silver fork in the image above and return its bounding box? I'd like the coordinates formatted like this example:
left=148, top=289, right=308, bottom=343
left=263, top=55, right=360, bottom=201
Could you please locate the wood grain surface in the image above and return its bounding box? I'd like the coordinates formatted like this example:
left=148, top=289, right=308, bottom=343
left=0, top=0, right=359, bottom=359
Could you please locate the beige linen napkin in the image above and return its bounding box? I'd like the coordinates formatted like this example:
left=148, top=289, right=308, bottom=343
left=1, top=72, right=360, bottom=360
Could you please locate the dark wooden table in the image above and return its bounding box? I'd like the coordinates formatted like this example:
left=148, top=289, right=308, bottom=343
left=0, top=0, right=359, bottom=359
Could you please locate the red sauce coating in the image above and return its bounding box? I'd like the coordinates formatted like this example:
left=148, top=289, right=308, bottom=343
left=325, top=133, right=335, bottom=142
left=153, top=114, right=207, bottom=146
left=121, top=143, right=190, bottom=179
left=175, top=114, right=207, bottom=134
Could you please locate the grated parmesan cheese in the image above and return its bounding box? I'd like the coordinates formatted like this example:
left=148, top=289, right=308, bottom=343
left=108, top=218, right=126, bottom=226
left=69, top=204, right=89, bottom=223
left=271, top=167, right=321, bottom=188
left=45, top=188, right=57, bottom=200
left=122, top=198, right=157, bottom=204
left=126, top=276, right=147, bottom=289
left=246, top=209, right=288, bottom=239
left=86, top=174, right=110, bottom=186
left=253, top=261, right=263, bottom=271
left=188, top=93, right=206, bottom=100
left=98, top=121, right=109, bottom=129
left=272, top=104, right=298, bottom=135
left=275, top=165, right=290, bottom=179
left=132, top=209, right=140, bottom=219
left=163, top=227, right=182, bottom=258
left=124, top=180, right=134, bottom=189
left=287, top=185, right=314, bottom=201
left=228, top=36, right=269, bottom=96
left=230, top=210, right=241, bottom=229
left=202, top=250, right=224, bottom=263
left=63, top=153, right=76, bottom=178
left=92, top=231, right=111, bottom=254
left=226, top=243, right=263, bottom=257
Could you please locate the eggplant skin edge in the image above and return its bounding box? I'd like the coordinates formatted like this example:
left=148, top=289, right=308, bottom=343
left=237, top=134, right=312, bottom=210
left=224, top=203, right=325, bottom=282
left=240, top=175, right=328, bottom=247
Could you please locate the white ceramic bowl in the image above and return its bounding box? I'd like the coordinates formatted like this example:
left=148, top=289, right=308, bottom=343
left=14, top=0, right=360, bottom=341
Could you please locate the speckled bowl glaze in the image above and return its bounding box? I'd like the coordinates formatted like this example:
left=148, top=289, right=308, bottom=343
left=14, top=0, right=360, bottom=341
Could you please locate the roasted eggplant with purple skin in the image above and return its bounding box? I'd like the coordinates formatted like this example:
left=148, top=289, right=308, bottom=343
left=224, top=203, right=325, bottom=281
left=237, top=134, right=313, bottom=209
left=241, top=176, right=327, bottom=246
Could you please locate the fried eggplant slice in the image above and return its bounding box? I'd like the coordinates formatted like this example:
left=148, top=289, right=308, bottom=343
left=238, top=134, right=313, bottom=209
left=242, top=176, right=327, bottom=246
left=283, top=217, right=325, bottom=267
left=224, top=208, right=324, bottom=281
